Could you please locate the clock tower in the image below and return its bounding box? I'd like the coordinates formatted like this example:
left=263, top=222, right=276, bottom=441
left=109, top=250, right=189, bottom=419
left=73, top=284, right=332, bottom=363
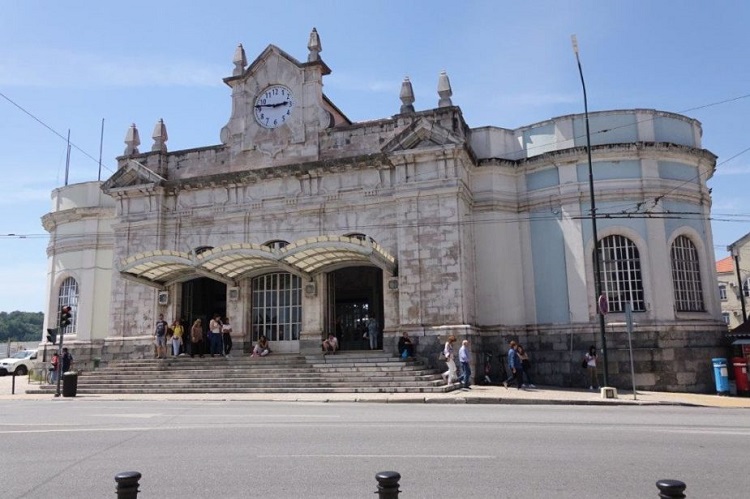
left=220, top=28, right=346, bottom=169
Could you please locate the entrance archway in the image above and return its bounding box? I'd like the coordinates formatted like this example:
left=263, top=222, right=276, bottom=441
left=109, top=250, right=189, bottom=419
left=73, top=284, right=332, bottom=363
left=182, top=277, right=227, bottom=335
left=327, top=266, right=383, bottom=350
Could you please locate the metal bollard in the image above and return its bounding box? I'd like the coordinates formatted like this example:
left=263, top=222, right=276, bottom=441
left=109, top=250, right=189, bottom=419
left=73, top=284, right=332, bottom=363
left=115, top=471, right=141, bottom=499
left=656, top=479, right=686, bottom=498
left=375, top=471, right=400, bottom=499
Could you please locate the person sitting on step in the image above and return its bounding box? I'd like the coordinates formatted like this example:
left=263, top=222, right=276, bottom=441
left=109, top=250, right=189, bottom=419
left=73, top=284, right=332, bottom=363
left=398, top=332, right=415, bottom=359
left=252, top=335, right=271, bottom=357
left=322, top=333, right=339, bottom=355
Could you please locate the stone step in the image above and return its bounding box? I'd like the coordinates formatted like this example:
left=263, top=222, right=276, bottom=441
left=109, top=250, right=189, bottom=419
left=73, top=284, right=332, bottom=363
left=90, top=365, right=429, bottom=376
left=68, top=375, right=442, bottom=387
left=29, top=352, right=449, bottom=395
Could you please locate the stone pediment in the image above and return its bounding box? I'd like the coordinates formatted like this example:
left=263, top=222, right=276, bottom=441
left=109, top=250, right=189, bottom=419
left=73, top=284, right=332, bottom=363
left=101, top=159, right=166, bottom=193
left=381, top=118, right=464, bottom=154
left=223, top=44, right=330, bottom=86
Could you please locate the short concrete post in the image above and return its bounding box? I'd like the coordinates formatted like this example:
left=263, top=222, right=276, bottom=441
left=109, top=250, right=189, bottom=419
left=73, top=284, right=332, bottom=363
left=656, top=479, right=686, bottom=498
left=115, top=471, right=141, bottom=498
left=375, top=471, right=401, bottom=498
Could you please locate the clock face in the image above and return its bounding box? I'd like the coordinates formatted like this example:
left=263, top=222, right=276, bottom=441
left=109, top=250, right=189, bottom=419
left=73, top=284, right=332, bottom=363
left=254, top=85, right=294, bottom=129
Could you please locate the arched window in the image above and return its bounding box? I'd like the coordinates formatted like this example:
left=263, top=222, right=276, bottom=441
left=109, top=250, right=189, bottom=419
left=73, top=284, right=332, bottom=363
left=597, top=235, right=645, bottom=312
left=262, top=240, right=290, bottom=250
left=344, top=233, right=375, bottom=243
left=251, top=272, right=301, bottom=342
left=670, top=235, right=705, bottom=312
left=57, top=277, right=79, bottom=334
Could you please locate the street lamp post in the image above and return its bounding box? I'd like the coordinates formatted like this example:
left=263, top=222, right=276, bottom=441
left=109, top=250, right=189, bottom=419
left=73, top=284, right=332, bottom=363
left=572, top=35, right=610, bottom=387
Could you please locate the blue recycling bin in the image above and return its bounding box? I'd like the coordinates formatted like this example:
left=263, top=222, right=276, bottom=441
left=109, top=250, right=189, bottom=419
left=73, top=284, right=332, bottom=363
left=712, top=357, right=729, bottom=395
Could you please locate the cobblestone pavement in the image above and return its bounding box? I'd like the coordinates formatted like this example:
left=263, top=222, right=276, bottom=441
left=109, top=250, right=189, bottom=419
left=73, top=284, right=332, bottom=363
left=3, top=373, right=750, bottom=407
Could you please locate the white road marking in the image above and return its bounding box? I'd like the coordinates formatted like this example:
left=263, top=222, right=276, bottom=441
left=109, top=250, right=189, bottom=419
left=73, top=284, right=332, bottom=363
left=257, top=454, right=496, bottom=459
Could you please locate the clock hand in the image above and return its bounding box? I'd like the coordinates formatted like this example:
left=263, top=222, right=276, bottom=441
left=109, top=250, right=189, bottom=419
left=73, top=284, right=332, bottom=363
left=254, top=101, right=291, bottom=109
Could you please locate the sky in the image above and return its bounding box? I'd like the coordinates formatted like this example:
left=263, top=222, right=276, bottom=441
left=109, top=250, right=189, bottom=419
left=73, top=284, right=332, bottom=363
left=2, top=0, right=750, bottom=313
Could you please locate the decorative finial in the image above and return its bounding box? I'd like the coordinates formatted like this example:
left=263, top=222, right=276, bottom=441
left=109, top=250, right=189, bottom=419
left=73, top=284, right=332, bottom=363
left=151, top=119, right=168, bottom=153
left=437, top=70, right=453, bottom=107
left=233, top=44, right=247, bottom=76
left=124, top=123, right=140, bottom=156
left=307, top=27, right=322, bottom=62
left=399, top=76, right=415, bottom=114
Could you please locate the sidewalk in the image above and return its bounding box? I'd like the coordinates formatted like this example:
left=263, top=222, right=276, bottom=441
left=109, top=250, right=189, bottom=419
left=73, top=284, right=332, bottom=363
left=2, top=374, right=750, bottom=408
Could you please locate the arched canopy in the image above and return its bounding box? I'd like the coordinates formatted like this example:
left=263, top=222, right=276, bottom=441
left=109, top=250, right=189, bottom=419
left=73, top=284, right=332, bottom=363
left=118, top=236, right=396, bottom=288
left=280, top=236, right=396, bottom=274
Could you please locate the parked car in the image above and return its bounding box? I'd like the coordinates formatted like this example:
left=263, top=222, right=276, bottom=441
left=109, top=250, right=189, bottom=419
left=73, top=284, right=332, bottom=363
left=0, top=349, right=39, bottom=376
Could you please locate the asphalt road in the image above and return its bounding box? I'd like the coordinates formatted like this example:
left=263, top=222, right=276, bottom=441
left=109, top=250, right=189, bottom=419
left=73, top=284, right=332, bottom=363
left=0, top=400, right=748, bottom=498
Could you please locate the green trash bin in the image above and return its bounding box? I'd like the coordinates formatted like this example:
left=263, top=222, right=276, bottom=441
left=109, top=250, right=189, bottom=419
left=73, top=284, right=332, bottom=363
left=62, top=371, right=78, bottom=397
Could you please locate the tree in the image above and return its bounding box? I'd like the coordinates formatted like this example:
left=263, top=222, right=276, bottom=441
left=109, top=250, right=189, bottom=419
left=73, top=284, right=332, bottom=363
left=0, top=311, right=44, bottom=342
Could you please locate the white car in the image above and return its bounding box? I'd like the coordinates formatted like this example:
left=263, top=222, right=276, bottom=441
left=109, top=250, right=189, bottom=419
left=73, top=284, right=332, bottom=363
left=0, top=349, right=38, bottom=376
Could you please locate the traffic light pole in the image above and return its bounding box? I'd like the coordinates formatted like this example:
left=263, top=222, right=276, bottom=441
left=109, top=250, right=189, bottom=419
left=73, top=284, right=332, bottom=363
left=55, top=329, right=64, bottom=397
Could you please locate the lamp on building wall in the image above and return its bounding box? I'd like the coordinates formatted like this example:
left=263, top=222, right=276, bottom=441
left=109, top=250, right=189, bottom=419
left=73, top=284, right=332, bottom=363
left=572, top=35, right=610, bottom=387
left=728, top=245, right=747, bottom=323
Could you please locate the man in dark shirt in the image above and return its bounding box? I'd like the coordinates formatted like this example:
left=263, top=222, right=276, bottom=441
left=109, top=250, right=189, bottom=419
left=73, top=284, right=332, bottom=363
left=61, top=348, right=73, bottom=373
left=398, top=332, right=415, bottom=359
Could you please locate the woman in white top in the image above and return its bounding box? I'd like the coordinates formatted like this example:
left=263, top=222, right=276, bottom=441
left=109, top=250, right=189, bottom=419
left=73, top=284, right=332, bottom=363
left=585, top=345, right=598, bottom=390
left=442, top=335, right=457, bottom=385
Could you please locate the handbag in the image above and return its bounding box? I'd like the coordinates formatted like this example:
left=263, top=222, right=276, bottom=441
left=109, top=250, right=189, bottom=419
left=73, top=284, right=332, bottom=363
left=581, top=359, right=588, bottom=369
left=438, top=351, right=447, bottom=361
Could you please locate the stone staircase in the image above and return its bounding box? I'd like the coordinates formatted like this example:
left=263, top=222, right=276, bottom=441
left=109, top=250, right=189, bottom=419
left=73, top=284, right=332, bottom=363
left=27, top=352, right=456, bottom=395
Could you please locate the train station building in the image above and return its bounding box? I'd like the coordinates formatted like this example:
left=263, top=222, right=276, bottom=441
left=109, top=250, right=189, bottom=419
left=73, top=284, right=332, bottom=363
left=41, top=29, right=726, bottom=392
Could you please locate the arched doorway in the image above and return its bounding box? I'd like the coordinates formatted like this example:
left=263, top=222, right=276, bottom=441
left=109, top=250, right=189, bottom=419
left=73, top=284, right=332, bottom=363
left=182, top=277, right=227, bottom=335
left=250, top=272, right=302, bottom=353
left=327, top=266, right=383, bottom=350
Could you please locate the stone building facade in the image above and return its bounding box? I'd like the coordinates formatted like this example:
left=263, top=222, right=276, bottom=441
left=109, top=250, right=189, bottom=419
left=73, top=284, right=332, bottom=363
left=41, top=30, right=727, bottom=392
left=717, top=232, right=750, bottom=329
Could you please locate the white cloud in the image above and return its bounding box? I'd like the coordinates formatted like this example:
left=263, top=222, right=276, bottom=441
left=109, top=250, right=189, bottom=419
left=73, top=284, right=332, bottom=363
left=0, top=48, right=225, bottom=88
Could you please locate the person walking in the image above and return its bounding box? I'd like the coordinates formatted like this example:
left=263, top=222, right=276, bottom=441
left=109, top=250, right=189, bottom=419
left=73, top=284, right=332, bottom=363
left=222, top=317, right=233, bottom=357
left=516, top=344, right=536, bottom=388
left=441, top=335, right=457, bottom=385
left=503, top=340, right=523, bottom=390
left=366, top=317, right=379, bottom=350
left=585, top=345, right=599, bottom=390
left=171, top=319, right=184, bottom=357
left=190, top=318, right=204, bottom=358
left=458, top=339, right=472, bottom=390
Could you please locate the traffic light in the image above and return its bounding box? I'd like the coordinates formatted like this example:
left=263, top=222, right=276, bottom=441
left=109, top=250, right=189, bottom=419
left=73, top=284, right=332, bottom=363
left=59, top=306, right=72, bottom=329
left=46, top=328, right=58, bottom=345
